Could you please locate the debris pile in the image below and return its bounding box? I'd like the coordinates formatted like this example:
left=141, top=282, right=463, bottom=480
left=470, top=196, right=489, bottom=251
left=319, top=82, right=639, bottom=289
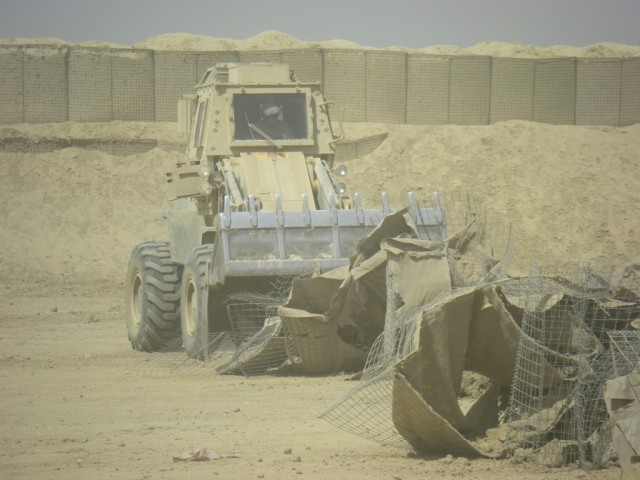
left=219, top=192, right=515, bottom=376
left=137, top=190, right=639, bottom=469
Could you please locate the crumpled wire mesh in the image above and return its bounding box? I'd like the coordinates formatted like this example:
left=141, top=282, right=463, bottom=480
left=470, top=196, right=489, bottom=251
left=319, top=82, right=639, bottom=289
left=320, top=196, right=516, bottom=449
left=216, top=275, right=305, bottom=376
left=505, top=261, right=640, bottom=467
left=132, top=276, right=303, bottom=377
left=321, top=293, right=460, bottom=449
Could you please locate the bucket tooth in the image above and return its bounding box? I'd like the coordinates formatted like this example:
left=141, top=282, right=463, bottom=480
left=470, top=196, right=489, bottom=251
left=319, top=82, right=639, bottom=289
left=329, top=193, right=338, bottom=226
left=275, top=194, right=284, bottom=226
left=408, top=191, right=419, bottom=222
left=301, top=194, right=311, bottom=226
left=223, top=195, right=232, bottom=228
left=248, top=195, right=258, bottom=227
left=354, top=192, right=365, bottom=225
left=434, top=192, right=444, bottom=223
left=274, top=194, right=285, bottom=258
left=382, top=192, right=390, bottom=215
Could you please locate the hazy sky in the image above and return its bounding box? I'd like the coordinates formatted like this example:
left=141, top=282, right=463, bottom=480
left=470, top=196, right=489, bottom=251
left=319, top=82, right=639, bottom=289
left=1, top=0, right=638, bottom=48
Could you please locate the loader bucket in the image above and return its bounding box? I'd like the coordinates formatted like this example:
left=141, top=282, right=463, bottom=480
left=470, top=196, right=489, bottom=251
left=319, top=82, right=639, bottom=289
left=210, top=192, right=447, bottom=284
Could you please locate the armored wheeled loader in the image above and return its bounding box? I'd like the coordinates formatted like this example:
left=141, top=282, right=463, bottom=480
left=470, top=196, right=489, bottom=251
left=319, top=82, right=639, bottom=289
left=125, top=62, right=447, bottom=359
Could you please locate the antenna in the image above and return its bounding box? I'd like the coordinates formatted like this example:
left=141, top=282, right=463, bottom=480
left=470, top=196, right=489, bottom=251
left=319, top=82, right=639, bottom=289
left=244, top=112, right=255, bottom=140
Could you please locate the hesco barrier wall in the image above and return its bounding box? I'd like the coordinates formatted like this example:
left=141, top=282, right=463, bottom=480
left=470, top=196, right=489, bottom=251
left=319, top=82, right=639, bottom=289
left=1, top=45, right=639, bottom=126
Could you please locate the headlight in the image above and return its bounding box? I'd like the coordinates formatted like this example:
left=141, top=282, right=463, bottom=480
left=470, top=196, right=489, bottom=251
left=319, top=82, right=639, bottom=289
left=334, top=182, right=346, bottom=195
left=198, top=165, right=211, bottom=178
left=334, top=164, right=347, bottom=177
left=198, top=182, right=213, bottom=195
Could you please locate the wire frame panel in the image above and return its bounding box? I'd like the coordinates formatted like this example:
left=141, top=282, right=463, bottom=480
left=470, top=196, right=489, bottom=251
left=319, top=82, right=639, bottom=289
left=154, top=51, right=198, bottom=121
left=237, top=50, right=282, bottom=64
left=365, top=51, right=406, bottom=124
left=23, top=46, right=68, bottom=123
left=196, top=51, right=240, bottom=82
left=112, top=49, right=154, bottom=121
left=490, top=58, right=534, bottom=123
left=620, top=58, right=640, bottom=127
left=68, top=48, right=112, bottom=122
left=533, top=58, right=576, bottom=125
left=449, top=56, right=491, bottom=125
left=0, top=46, right=24, bottom=124
left=323, top=50, right=366, bottom=122
left=281, top=49, right=323, bottom=84
left=406, top=55, right=450, bottom=124
left=576, top=59, right=622, bottom=126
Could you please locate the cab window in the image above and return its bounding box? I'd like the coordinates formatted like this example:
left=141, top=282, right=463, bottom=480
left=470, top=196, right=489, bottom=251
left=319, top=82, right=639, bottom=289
left=232, top=93, right=308, bottom=140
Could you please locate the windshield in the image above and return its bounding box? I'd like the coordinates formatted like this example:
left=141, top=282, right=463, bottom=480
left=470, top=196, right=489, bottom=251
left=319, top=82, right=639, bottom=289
left=233, top=93, right=308, bottom=140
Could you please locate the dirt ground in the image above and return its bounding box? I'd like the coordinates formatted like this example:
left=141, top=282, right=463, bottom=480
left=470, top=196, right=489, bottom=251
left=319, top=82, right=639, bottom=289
left=0, top=281, right=622, bottom=480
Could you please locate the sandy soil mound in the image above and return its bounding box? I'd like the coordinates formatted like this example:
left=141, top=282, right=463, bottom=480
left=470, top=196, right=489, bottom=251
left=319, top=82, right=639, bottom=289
left=1, top=120, right=638, bottom=286
left=135, top=32, right=640, bottom=56
left=0, top=37, right=128, bottom=49
left=419, top=41, right=640, bottom=58
left=132, top=31, right=368, bottom=51
left=132, top=33, right=239, bottom=51
left=3, top=31, right=638, bottom=57
left=344, top=121, right=640, bottom=273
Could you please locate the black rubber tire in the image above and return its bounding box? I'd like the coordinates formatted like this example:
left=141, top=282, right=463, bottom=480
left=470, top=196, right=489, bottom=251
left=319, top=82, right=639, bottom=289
left=125, top=242, right=182, bottom=352
left=180, top=245, right=213, bottom=360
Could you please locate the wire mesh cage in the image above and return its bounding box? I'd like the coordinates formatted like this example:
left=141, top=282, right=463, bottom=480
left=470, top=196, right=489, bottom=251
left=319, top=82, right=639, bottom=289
left=321, top=300, right=441, bottom=450
left=574, top=264, right=640, bottom=467
left=412, top=190, right=518, bottom=287
left=132, top=332, right=238, bottom=377
left=505, top=261, right=640, bottom=466
left=132, top=275, right=303, bottom=377
left=216, top=302, right=291, bottom=376
left=608, top=330, right=640, bottom=377
left=216, top=276, right=304, bottom=376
